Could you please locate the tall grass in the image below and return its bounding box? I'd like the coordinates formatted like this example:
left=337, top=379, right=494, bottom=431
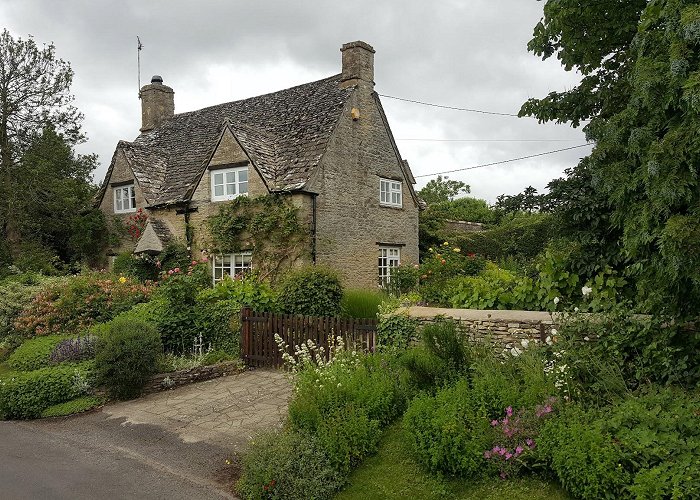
left=341, top=289, right=387, bottom=319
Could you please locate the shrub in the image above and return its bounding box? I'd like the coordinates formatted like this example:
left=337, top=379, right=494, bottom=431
left=0, top=362, right=93, bottom=419
left=113, top=252, right=157, bottom=282
left=447, top=263, right=519, bottom=310
left=376, top=311, right=418, bottom=351
left=540, top=387, right=700, bottom=500
left=7, top=335, right=68, bottom=371
left=194, top=298, right=241, bottom=354
left=399, top=346, right=452, bottom=392
left=199, top=272, right=279, bottom=312
left=0, top=275, right=48, bottom=339
left=386, top=265, right=420, bottom=295
left=13, top=273, right=153, bottom=337
left=40, top=395, right=104, bottom=418
left=94, top=317, right=162, bottom=399
left=420, top=318, right=470, bottom=373
left=278, top=266, right=343, bottom=316
left=419, top=243, right=486, bottom=305
left=237, top=429, right=345, bottom=500
left=403, top=379, right=493, bottom=477
left=341, top=289, right=386, bottom=319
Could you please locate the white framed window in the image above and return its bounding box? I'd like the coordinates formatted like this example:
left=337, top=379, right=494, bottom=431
left=113, top=184, right=136, bottom=213
left=378, top=246, right=401, bottom=287
left=380, top=178, right=402, bottom=207
left=211, top=167, right=249, bottom=202
left=212, top=252, right=252, bottom=284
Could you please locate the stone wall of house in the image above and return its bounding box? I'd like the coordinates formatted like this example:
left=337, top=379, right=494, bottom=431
left=404, top=306, right=561, bottom=353
left=98, top=150, right=147, bottom=256
left=309, top=83, right=420, bottom=289
left=143, top=361, right=245, bottom=395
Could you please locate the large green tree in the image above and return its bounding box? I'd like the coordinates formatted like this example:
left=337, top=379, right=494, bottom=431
left=521, top=0, right=700, bottom=316
left=418, top=175, right=470, bottom=205
left=0, top=29, right=84, bottom=261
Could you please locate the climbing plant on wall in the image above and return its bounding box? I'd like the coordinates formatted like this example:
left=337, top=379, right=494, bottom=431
left=206, top=195, right=310, bottom=282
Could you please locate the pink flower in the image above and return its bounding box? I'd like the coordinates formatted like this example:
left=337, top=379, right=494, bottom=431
left=492, top=446, right=500, bottom=454
left=506, top=406, right=513, bottom=417
left=168, top=270, right=174, bottom=275
left=174, top=267, right=180, bottom=273
left=526, top=438, right=535, bottom=448
left=498, top=448, right=507, bottom=456
left=500, top=471, right=507, bottom=480
left=491, top=420, right=499, bottom=427
left=484, top=451, right=492, bottom=459
left=191, top=260, right=198, bottom=266
left=505, top=452, right=513, bottom=460
left=515, top=446, right=524, bottom=455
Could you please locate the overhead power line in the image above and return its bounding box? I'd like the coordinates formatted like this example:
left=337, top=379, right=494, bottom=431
left=414, top=144, right=592, bottom=178
left=378, top=93, right=520, bottom=117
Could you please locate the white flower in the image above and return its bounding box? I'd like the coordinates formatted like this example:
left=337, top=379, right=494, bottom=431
left=553, top=296, right=560, bottom=305
left=521, top=339, right=530, bottom=349
left=574, top=307, right=579, bottom=312
left=510, top=347, right=522, bottom=357
left=545, top=336, right=553, bottom=346
left=550, top=328, right=558, bottom=336
left=582, top=285, right=593, bottom=297
left=583, top=336, right=590, bottom=341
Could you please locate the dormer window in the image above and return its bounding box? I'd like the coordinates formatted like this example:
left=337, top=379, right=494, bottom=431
left=114, top=184, right=136, bottom=213
left=211, top=166, right=248, bottom=202
left=380, top=178, right=402, bottom=207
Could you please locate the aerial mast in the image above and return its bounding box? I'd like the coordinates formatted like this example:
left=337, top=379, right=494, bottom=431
left=137, top=36, right=143, bottom=98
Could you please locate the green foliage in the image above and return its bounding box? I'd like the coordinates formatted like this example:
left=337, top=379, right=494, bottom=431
left=237, top=429, right=345, bottom=500
left=13, top=273, right=153, bottom=337
left=206, top=194, right=310, bottom=282
left=0, top=362, right=93, bottom=419
left=376, top=311, right=418, bottom=352
left=387, top=265, right=420, bottom=295
left=69, top=208, right=109, bottom=266
left=341, top=289, right=386, bottom=319
left=278, top=266, right=343, bottom=317
left=451, top=213, right=556, bottom=262
left=288, top=353, right=408, bottom=474
left=418, top=175, right=470, bottom=205
left=6, top=334, right=67, bottom=371
left=113, top=252, right=158, bottom=282
left=421, top=318, right=470, bottom=374
left=541, top=387, right=700, bottom=500
left=399, top=347, right=452, bottom=392
left=448, top=263, right=520, bottom=310
left=522, top=0, right=700, bottom=317
left=155, top=262, right=210, bottom=353
left=194, top=298, right=240, bottom=354
left=495, top=186, right=548, bottom=215
left=198, top=272, right=278, bottom=311
left=94, top=317, right=162, bottom=400
left=559, top=310, right=700, bottom=393
left=403, top=379, right=493, bottom=477
left=0, top=274, right=48, bottom=339
left=40, top=395, right=103, bottom=418
left=419, top=243, right=486, bottom=305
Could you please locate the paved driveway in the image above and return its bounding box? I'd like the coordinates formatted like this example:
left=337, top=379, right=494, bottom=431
left=0, top=368, right=292, bottom=499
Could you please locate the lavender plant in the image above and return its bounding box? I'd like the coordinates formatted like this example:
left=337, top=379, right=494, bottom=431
left=49, top=335, right=97, bottom=364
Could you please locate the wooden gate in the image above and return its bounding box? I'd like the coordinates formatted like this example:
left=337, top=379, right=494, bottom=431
left=240, top=308, right=378, bottom=367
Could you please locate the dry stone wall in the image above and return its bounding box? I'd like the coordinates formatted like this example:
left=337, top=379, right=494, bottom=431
left=404, top=306, right=562, bottom=353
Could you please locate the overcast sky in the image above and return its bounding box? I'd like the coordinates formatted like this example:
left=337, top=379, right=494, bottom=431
left=1, top=0, right=590, bottom=203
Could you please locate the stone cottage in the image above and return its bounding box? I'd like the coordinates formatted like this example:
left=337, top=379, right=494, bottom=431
left=95, top=41, right=420, bottom=289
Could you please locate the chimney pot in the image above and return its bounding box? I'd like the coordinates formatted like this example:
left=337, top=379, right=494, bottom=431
left=340, top=41, right=375, bottom=88
left=151, top=75, right=163, bottom=84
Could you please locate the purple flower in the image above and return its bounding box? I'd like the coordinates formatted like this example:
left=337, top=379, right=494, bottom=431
left=506, top=406, right=513, bottom=417
left=491, top=419, right=499, bottom=427
left=515, top=446, right=524, bottom=455
left=498, top=448, right=507, bottom=456
left=505, top=452, right=513, bottom=460
left=526, top=438, right=535, bottom=448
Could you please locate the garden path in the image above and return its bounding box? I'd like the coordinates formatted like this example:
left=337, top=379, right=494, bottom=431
left=102, top=368, right=292, bottom=451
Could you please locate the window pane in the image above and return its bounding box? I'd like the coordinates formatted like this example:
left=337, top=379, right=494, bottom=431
left=222, top=255, right=232, bottom=266
left=214, top=185, right=224, bottom=196
left=239, top=181, right=248, bottom=194
left=226, top=171, right=236, bottom=184
left=238, top=170, right=248, bottom=182
left=129, top=187, right=136, bottom=208
left=214, top=172, right=223, bottom=185
left=226, top=183, right=236, bottom=195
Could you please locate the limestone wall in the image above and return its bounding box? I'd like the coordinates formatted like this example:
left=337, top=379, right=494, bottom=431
left=404, top=306, right=562, bottom=353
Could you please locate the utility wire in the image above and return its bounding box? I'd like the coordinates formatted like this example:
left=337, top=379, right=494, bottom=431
left=378, top=93, right=520, bottom=117
left=396, top=138, right=581, bottom=142
left=414, top=144, right=592, bottom=178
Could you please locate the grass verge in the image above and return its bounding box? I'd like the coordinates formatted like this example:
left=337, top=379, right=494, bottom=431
left=40, top=395, right=104, bottom=418
left=336, top=423, right=570, bottom=500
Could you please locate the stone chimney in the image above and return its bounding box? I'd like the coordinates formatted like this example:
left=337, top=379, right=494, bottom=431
left=140, top=75, right=174, bottom=132
left=340, top=41, right=375, bottom=88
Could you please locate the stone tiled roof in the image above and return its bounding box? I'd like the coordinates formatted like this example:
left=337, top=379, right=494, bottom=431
left=149, top=218, right=172, bottom=244
left=109, top=74, right=354, bottom=207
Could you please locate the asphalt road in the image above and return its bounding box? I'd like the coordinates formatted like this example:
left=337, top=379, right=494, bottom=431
left=1, top=415, right=238, bottom=500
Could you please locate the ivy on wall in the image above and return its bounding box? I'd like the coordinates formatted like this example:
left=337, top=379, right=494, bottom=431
left=205, top=195, right=310, bottom=281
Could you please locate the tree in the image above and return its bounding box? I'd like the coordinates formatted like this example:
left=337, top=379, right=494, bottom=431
left=521, top=0, right=700, bottom=316
left=418, top=175, right=470, bottom=205
left=0, top=29, right=83, bottom=256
